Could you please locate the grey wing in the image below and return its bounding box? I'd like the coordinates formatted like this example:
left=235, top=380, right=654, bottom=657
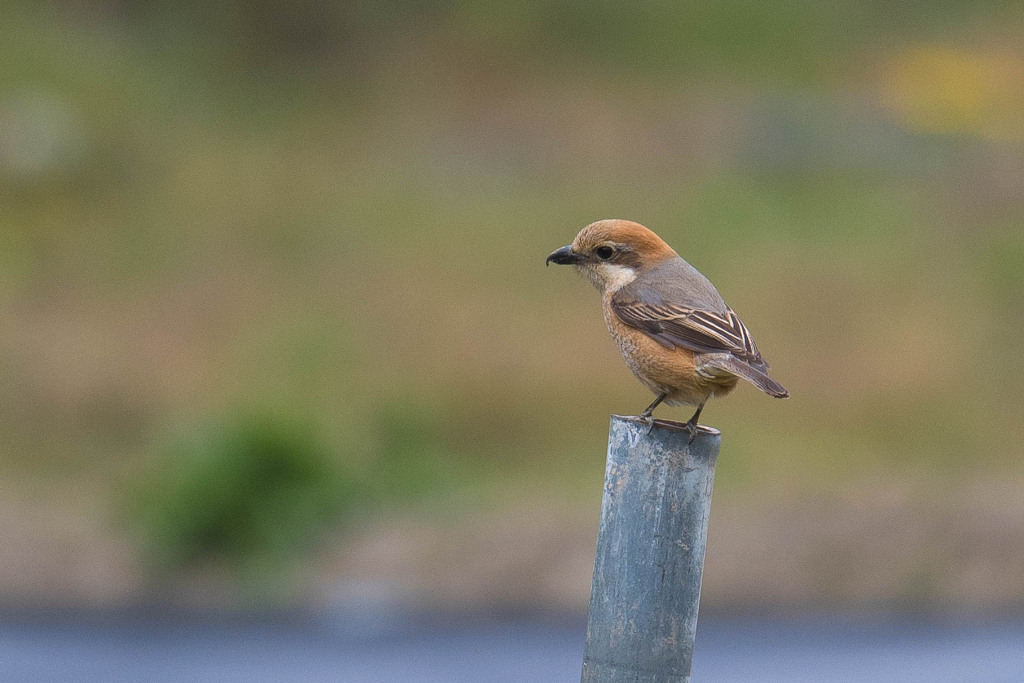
left=610, top=295, right=769, bottom=372
left=612, top=255, right=793, bottom=398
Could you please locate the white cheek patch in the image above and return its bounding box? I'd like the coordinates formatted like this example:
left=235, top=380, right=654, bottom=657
left=601, top=264, right=637, bottom=291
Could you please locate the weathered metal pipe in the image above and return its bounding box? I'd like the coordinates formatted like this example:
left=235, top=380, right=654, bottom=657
left=580, top=415, right=721, bottom=683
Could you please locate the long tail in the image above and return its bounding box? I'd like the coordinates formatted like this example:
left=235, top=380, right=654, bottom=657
left=705, top=356, right=789, bottom=398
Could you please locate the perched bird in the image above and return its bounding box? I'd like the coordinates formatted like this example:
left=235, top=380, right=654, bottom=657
left=546, top=219, right=788, bottom=432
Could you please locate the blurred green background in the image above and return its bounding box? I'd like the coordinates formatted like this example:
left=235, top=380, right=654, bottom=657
left=1, top=1, right=1023, bottom=613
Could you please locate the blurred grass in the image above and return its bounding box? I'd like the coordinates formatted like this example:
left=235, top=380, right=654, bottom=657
left=1, top=1, right=1024, bottom=596
left=128, top=413, right=356, bottom=584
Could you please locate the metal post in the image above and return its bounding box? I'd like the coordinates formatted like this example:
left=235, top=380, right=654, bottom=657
left=580, top=415, right=721, bottom=683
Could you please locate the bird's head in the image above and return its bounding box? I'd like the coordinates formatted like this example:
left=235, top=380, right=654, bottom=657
left=546, top=219, right=677, bottom=293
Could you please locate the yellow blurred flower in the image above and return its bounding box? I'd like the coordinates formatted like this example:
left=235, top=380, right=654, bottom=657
left=882, top=45, right=1024, bottom=141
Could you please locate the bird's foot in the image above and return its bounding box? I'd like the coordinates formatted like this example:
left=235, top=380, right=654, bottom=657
left=683, top=419, right=698, bottom=445
left=683, top=403, right=705, bottom=445
left=638, top=393, right=667, bottom=435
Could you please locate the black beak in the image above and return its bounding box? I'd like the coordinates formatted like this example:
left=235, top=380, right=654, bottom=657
left=546, top=245, right=581, bottom=266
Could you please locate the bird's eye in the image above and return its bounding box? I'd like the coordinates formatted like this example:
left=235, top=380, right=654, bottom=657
left=595, top=246, right=614, bottom=260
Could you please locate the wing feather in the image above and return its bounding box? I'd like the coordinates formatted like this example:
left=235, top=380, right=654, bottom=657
left=611, top=299, right=769, bottom=371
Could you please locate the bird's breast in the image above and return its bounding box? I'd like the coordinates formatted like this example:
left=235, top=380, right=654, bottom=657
left=602, top=297, right=737, bottom=405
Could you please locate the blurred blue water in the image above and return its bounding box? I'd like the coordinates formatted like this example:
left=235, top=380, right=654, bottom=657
left=1, top=609, right=1021, bottom=682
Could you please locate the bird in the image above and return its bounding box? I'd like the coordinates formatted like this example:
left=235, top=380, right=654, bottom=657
left=546, top=219, right=788, bottom=434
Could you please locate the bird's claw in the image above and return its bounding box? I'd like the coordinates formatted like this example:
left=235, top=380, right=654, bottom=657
left=639, top=413, right=655, bottom=435
left=683, top=420, right=698, bottom=445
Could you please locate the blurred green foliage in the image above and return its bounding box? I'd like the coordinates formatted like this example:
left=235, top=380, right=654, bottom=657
left=127, top=401, right=470, bottom=587
left=129, top=414, right=356, bottom=582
